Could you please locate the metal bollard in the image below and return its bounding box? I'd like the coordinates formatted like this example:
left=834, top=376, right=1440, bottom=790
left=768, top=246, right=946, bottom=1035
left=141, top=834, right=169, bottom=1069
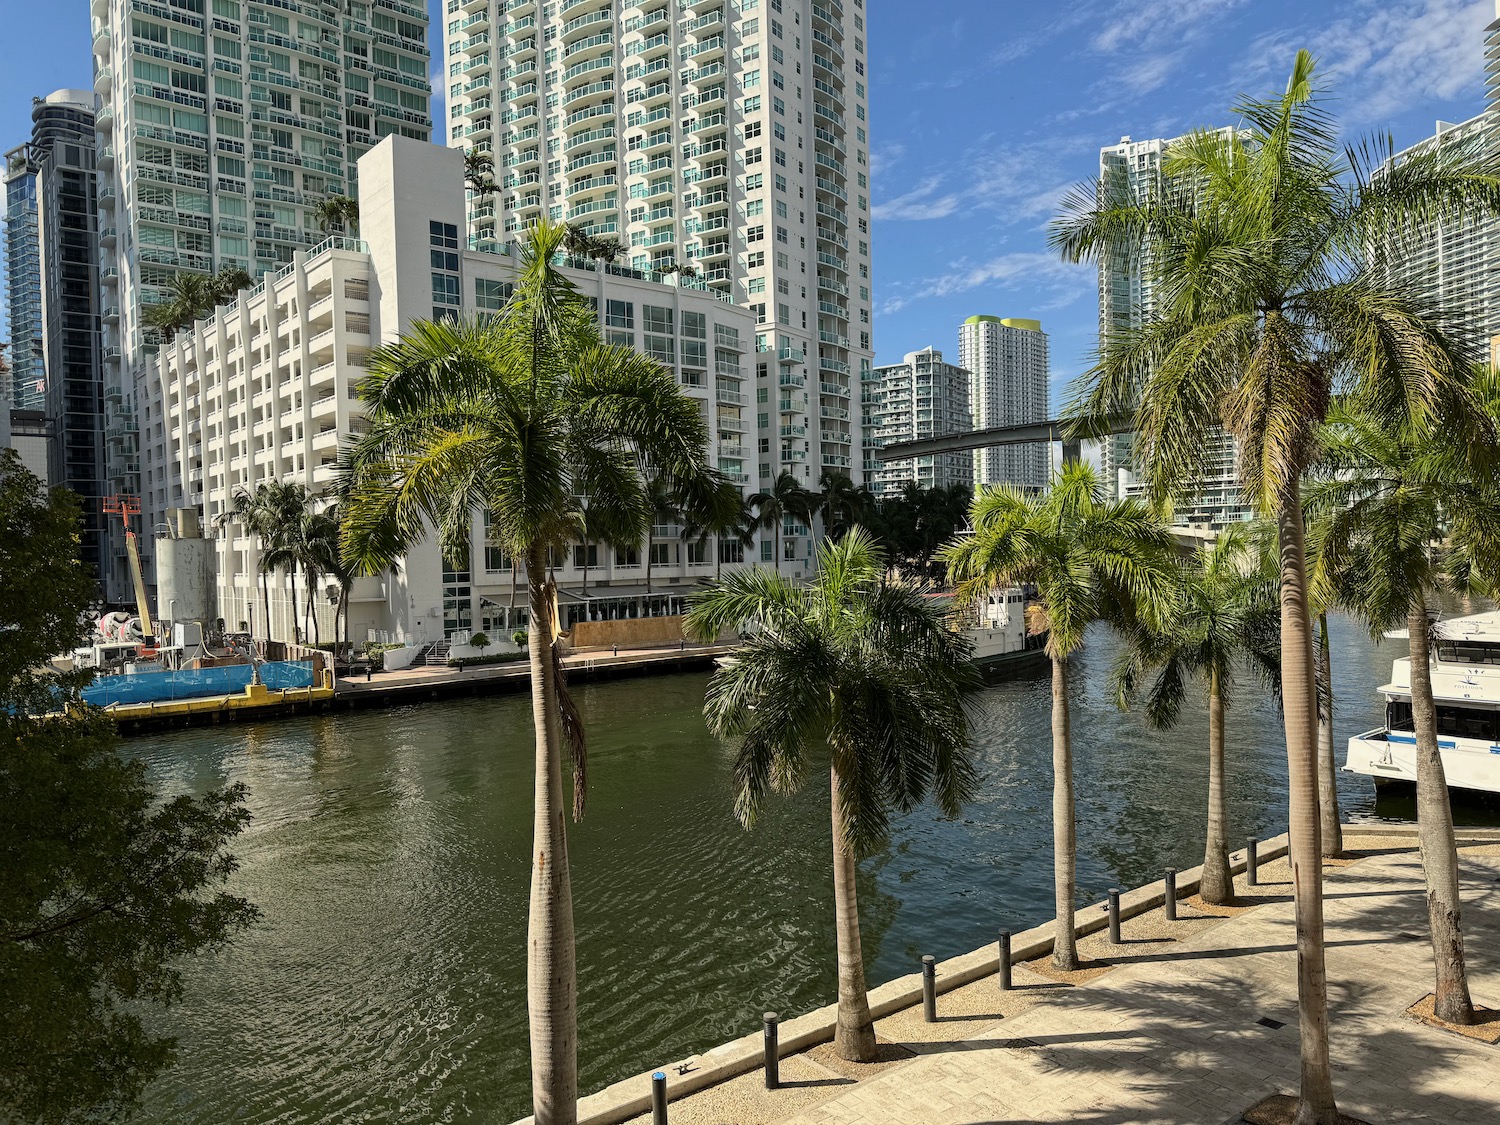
left=613, top=644, right=618, bottom=656
left=921, top=955, right=937, bottom=1022
left=1107, top=888, right=1122, bottom=944
left=997, top=930, right=1012, bottom=991
left=762, top=1012, right=780, bottom=1090
left=651, top=1071, right=668, bottom=1125
left=1246, top=837, right=1259, bottom=887
left=1164, top=868, right=1178, bottom=922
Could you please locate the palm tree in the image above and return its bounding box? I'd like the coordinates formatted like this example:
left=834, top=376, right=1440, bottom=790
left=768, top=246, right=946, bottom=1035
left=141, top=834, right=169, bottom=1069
left=1305, top=403, right=1500, bottom=1026
left=217, top=484, right=276, bottom=639
left=812, top=471, right=870, bottom=540
left=208, top=265, right=253, bottom=307
left=258, top=482, right=313, bottom=643
left=1112, top=526, right=1281, bottom=904
left=1306, top=530, right=1349, bottom=859
left=463, top=147, right=496, bottom=198
left=681, top=477, right=755, bottom=581
left=1051, top=52, right=1500, bottom=1122
left=144, top=272, right=212, bottom=342
left=339, top=219, right=715, bottom=1125
left=642, top=477, right=682, bottom=595
left=297, top=507, right=342, bottom=647
left=313, top=194, right=360, bottom=235
left=748, top=471, right=814, bottom=574
left=684, top=530, right=982, bottom=1061
left=562, top=222, right=596, bottom=261
left=939, top=463, right=1175, bottom=971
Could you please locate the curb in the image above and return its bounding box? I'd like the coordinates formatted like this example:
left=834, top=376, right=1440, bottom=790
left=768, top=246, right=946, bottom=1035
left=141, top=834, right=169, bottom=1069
left=509, top=833, right=1292, bottom=1125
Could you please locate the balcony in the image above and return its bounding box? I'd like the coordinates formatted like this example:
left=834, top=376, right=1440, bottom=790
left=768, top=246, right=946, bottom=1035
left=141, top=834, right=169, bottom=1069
left=93, top=66, right=112, bottom=95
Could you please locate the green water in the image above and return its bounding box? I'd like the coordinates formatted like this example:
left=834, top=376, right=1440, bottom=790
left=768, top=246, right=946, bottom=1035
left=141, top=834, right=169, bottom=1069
left=134, top=618, right=1421, bottom=1122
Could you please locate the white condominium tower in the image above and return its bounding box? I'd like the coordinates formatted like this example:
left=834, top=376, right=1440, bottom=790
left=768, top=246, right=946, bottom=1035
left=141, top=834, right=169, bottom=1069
left=443, top=0, right=875, bottom=533
left=90, top=0, right=432, bottom=595
left=864, top=346, right=970, bottom=496
left=958, top=315, right=1048, bottom=492
left=1097, top=131, right=1249, bottom=528
left=1373, top=7, right=1500, bottom=362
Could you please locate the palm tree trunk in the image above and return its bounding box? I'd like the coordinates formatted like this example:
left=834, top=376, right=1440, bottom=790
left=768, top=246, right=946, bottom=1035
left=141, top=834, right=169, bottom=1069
left=309, top=578, right=321, bottom=646
left=774, top=524, right=781, bottom=575
left=645, top=535, right=653, bottom=594
left=1050, top=652, right=1079, bottom=972
left=1317, top=613, right=1343, bottom=857
left=830, top=764, right=878, bottom=1062
left=1275, top=490, right=1338, bottom=1125
left=1407, top=600, right=1474, bottom=1025
left=260, top=570, right=271, bottom=642
left=290, top=561, right=300, bottom=643
left=526, top=548, right=578, bottom=1124
left=1201, top=666, right=1232, bottom=904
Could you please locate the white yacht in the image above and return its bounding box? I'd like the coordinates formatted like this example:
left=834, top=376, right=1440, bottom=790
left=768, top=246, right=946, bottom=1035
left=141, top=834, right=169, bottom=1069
left=1345, top=610, right=1500, bottom=796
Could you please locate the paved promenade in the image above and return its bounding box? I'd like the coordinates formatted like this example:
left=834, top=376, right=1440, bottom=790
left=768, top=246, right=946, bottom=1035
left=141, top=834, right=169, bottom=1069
left=627, top=840, right=1500, bottom=1125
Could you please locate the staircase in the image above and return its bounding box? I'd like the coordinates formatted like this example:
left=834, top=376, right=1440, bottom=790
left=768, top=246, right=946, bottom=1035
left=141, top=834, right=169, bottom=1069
left=425, top=640, right=451, bottom=666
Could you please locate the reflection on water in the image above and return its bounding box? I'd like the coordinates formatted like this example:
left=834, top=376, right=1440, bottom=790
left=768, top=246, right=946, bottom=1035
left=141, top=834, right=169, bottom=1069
left=132, top=614, right=1460, bottom=1122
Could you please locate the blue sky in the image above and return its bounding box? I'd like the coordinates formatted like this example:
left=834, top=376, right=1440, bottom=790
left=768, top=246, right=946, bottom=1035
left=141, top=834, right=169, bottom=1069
left=3, top=0, right=1496, bottom=409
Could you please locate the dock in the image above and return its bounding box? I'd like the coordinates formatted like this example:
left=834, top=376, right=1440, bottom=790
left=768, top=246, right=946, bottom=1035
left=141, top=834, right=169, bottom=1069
left=107, top=642, right=734, bottom=735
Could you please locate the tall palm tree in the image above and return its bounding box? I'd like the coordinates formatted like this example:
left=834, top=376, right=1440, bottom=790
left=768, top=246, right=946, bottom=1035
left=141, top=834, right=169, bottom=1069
left=297, top=507, right=342, bottom=647
left=1305, top=403, right=1500, bottom=1026
left=1306, top=528, right=1350, bottom=859
left=562, top=222, right=596, bottom=261
left=812, top=471, right=870, bottom=540
left=748, top=471, right=814, bottom=573
left=257, top=482, right=313, bottom=643
left=208, top=265, right=253, bottom=307
left=144, top=272, right=212, bottom=342
left=339, top=219, right=714, bottom=1125
left=463, top=147, right=496, bottom=198
left=940, top=463, right=1175, bottom=971
left=1051, top=52, right=1500, bottom=1122
left=1111, top=526, right=1281, bottom=904
left=685, top=530, right=982, bottom=1061
left=681, top=477, right=755, bottom=581
left=313, top=194, right=360, bottom=235
left=217, top=484, right=276, bottom=639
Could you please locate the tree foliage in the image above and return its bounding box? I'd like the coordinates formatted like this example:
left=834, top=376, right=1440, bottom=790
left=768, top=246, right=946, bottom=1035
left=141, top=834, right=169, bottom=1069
left=0, top=451, right=258, bottom=1123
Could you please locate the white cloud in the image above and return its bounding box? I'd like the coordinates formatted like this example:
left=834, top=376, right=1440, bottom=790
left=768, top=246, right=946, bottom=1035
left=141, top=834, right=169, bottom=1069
left=1092, top=0, right=1247, bottom=55
left=872, top=177, right=962, bottom=222
left=879, top=253, right=1092, bottom=315
left=869, top=142, right=906, bottom=178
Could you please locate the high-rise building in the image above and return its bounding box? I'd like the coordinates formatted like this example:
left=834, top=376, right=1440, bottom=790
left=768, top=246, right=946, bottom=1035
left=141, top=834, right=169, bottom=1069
left=4, top=149, right=44, bottom=411
left=91, top=0, right=433, bottom=598
left=140, top=137, right=756, bottom=643
left=1370, top=8, right=1500, bottom=362
left=959, top=315, right=1048, bottom=492
left=443, top=0, right=875, bottom=569
left=864, top=346, right=970, bottom=496
left=4, top=92, right=108, bottom=591
left=1096, top=131, right=1250, bottom=527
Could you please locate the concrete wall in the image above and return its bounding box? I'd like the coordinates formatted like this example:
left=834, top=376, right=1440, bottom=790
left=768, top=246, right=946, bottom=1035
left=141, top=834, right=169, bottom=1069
left=569, top=615, right=687, bottom=650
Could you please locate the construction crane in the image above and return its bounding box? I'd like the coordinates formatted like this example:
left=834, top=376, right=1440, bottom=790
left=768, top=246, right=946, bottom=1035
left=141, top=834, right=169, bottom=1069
left=102, top=495, right=155, bottom=648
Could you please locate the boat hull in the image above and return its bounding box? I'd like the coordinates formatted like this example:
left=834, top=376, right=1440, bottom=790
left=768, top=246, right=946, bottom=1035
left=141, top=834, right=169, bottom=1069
left=1346, top=728, right=1500, bottom=797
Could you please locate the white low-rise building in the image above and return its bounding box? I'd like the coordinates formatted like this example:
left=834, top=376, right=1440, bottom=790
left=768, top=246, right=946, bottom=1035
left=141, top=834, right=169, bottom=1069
left=139, top=135, right=757, bottom=649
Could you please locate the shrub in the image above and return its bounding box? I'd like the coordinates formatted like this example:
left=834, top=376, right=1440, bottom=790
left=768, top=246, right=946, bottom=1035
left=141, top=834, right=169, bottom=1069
left=512, top=629, right=528, bottom=647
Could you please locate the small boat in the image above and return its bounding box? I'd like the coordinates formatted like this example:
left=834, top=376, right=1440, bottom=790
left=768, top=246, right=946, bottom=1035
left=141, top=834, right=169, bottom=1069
left=1344, top=610, right=1500, bottom=797
left=963, top=587, right=1048, bottom=676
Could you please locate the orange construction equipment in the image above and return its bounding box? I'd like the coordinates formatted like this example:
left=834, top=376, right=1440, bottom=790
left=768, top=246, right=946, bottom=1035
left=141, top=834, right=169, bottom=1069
left=103, top=495, right=156, bottom=648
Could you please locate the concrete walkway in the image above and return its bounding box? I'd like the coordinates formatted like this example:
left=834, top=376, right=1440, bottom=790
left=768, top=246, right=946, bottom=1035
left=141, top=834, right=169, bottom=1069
left=632, top=843, right=1500, bottom=1125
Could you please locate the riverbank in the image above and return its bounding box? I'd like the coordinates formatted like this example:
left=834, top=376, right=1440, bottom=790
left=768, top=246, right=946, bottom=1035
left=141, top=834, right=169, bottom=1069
left=515, top=825, right=1500, bottom=1125
left=108, top=641, right=734, bottom=735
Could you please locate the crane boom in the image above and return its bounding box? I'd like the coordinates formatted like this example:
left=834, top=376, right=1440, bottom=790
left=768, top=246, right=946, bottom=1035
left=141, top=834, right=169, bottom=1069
left=103, top=496, right=155, bottom=645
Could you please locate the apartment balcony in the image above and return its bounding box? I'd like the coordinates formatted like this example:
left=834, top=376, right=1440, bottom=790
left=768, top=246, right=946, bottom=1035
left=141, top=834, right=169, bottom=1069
left=101, top=304, right=120, bottom=324
left=564, top=31, right=613, bottom=64
left=563, top=7, right=613, bottom=43
left=95, top=104, right=113, bottom=131
left=100, top=265, right=118, bottom=287
left=780, top=423, right=807, bottom=438
left=820, top=431, right=852, bottom=446
left=681, top=9, right=725, bottom=36
left=92, top=23, right=111, bottom=56
left=99, top=224, right=117, bottom=247
left=780, top=448, right=807, bottom=464
left=91, top=0, right=107, bottom=16
left=820, top=381, right=852, bottom=398
left=779, top=372, right=806, bottom=388
left=683, top=0, right=720, bottom=13
left=715, top=385, right=747, bottom=406
left=93, top=66, right=112, bottom=95
left=96, top=144, right=114, bottom=172
left=777, top=344, right=805, bottom=365
left=682, top=62, right=726, bottom=87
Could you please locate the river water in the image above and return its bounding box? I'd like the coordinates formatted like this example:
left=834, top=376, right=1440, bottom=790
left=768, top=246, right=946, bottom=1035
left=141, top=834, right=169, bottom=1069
left=133, top=615, right=1468, bottom=1123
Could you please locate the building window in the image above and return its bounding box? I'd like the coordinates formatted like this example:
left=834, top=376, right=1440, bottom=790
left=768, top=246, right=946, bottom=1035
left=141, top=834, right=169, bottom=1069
left=476, top=278, right=513, bottom=310
left=605, top=299, right=634, bottom=329
left=432, top=273, right=460, bottom=306
left=430, top=220, right=459, bottom=248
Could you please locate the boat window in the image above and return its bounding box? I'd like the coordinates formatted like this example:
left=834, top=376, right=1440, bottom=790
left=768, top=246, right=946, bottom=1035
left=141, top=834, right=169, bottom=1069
left=1434, top=640, right=1500, bottom=665
left=1389, top=699, right=1500, bottom=740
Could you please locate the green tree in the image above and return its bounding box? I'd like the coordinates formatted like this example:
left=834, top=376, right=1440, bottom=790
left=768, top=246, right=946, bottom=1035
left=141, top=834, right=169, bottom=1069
left=1051, top=52, right=1500, bottom=1122
left=257, top=481, right=314, bottom=644
left=208, top=265, right=253, bottom=306
left=0, top=451, right=257, bottom=1122
left=463, top=147, right=496, bottom=198
left=748, top=471, right=815, bottom=573
left=681, top=475, right=755, bottom=581
left=685, top=530, right=982, bottom=1061
left=313, top=194, right=360, bottom=235
left=297, top=506, right=343, bottom=647
left=812, top=471, right=872, bottom=540
left=144, top=271, right=212, bottom=342
left=939, top=463, right=1175, bottom=970
left=1111, top=526, right=1281, bottom=904
left=1305, top=403, right=1500, bottom=1025
left=339, top=219, right=714, bottom=1125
